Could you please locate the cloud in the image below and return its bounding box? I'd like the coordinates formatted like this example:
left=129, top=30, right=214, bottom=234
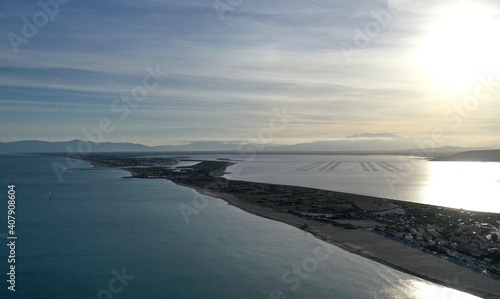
left=0, top=0, right=499, bottom=145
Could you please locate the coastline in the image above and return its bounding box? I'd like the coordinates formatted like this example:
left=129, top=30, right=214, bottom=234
left=80, top=157, right=500, bottom=298
left=191, top=185, right=500, bottom=299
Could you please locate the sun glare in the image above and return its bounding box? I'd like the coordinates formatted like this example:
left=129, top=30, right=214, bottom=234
left=410, top=280, right=481, bottom=299
left=418, top=3, right=500, bottom=91
left=424, top=162, right=500, bottom=212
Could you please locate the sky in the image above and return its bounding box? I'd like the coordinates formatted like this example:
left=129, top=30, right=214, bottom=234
left=1, top=0, right=499, bottom=146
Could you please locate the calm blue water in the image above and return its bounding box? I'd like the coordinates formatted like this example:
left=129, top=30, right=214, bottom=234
left=0, top=154, right=480, bottom=298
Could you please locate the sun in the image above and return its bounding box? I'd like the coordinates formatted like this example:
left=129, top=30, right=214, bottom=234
left=417, top=3, right=500, bottom=91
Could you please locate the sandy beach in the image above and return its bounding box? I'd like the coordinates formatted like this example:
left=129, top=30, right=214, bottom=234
left=80, top=155, right=500, bottom=298
left=194, top=187, right=500, bottom=299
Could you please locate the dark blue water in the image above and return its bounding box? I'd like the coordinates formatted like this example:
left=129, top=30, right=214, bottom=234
left=0, top=154, right=479, bottom=298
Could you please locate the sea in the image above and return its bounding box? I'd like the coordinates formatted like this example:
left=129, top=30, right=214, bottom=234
left=0, top=153, right=487, bottom=298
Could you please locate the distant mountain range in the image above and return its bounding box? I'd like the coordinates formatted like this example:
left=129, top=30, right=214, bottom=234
left=2, top=134, right=499, bottom=156
left=345, top=132, right=403, bottom=139
left=0, top=140, right=243, bottom=153
left=0, top=140, right=151, bottom=153
left=432, top=149, right=500, bottom=162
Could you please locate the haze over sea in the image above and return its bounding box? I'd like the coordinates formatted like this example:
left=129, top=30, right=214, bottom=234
left=0, top=154, right=484, bottom=298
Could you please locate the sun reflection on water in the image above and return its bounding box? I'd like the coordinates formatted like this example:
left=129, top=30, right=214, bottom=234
left=424, top=162, right=500, bottom=212
left=409, top=280, right=481, bottom=298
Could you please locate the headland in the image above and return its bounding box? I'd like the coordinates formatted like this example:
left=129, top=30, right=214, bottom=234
left=77, top=155, right=500, bottom=298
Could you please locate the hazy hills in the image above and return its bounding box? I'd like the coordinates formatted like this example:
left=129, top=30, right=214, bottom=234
left=0, top=140, right=242, bottom=153
left=0, top=140, right=151, bottom=153
left=1, top=134, right=495, bottom=156
left=432, top=149, right=500, bottom=162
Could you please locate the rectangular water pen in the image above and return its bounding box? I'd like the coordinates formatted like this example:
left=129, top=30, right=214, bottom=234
left=376, top=162, right=394, bottom=172
left=318, top=161, right=336, bottom=171
left=381, top=162, right=403, bottom=172
left=365, top=162, right=378, bottom=171
left=295, top=161, right=323, bottom=171
left=299, top=161, right=326, bottom=171
left=326, top=162, right=341, bottom=171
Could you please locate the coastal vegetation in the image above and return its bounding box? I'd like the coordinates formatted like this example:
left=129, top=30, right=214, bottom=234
left=78, top=154, right=500, bottom=297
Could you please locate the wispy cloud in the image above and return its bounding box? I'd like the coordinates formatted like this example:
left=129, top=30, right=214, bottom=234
left=1, top=0, right=499, bottom=144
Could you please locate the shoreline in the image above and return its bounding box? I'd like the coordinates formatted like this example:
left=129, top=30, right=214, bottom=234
left=188, top=184, right=500, bottom=299
left=78, top=157, right=500, bottom=298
